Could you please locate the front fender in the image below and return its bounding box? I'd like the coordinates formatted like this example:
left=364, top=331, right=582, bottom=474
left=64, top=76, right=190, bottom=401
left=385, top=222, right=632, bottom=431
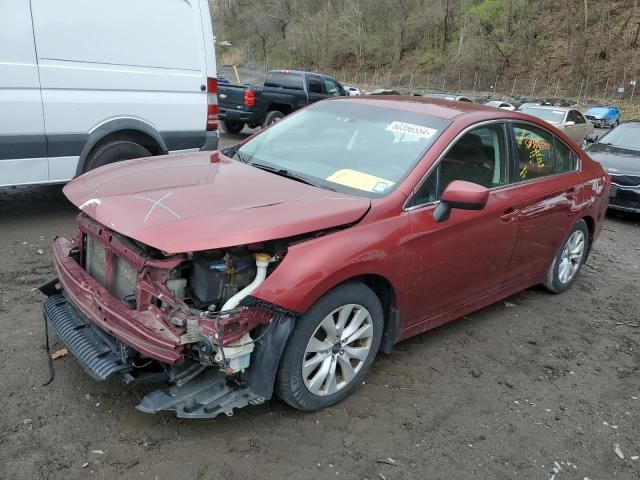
left=251, top=213, right=412, bottom=316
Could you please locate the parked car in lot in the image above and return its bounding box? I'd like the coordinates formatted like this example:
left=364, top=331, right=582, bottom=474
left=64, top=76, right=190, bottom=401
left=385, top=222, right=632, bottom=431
left=485, top=100, right=516, bottom=111
left=423, top=93, right=474, bottom=102
left=584, top=106, right=620, bottom=129
left=0, top=0, right=218, bottom=187
left=365, top=88, right=401, bottom=95
left=586, top=120, right=640, bottom=212
left=519, top=105, right=594, bottom=145
left=344, top=85, right=361, bottom=96
left=217, top=70, right=347, bottom=133
left=42, top=98, right=608, bottom=418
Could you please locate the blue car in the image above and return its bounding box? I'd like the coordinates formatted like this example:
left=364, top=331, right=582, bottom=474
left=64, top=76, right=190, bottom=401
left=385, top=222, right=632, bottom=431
left=584, top=106, right=620, bottom=129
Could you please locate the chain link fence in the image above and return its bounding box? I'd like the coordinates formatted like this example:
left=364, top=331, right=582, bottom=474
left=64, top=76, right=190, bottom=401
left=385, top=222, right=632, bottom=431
left=241, top=53, right=640, bottom=111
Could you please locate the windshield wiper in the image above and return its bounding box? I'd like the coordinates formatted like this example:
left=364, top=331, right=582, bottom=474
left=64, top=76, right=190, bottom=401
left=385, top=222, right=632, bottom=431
left=251, top=163, right=318, bottom=187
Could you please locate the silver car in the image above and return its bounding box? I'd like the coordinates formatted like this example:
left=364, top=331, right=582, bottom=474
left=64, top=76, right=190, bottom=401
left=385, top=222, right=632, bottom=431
left=519, top=106, right=594, bottom=145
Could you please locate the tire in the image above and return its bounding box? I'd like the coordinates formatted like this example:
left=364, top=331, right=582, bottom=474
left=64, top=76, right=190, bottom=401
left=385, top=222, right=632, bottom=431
left=276, top=282, right=384, bottom=411
left=263, top=110, right=285, bottom=128
left=85, top=140, right=151, bottom=172
left=543, top=219, right=589, bottom=294
left=222, top=120, right=245, bottom=135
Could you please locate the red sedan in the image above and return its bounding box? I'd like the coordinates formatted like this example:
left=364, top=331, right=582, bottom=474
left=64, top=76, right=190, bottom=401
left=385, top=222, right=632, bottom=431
left=42, top=97, right=609, bottom=418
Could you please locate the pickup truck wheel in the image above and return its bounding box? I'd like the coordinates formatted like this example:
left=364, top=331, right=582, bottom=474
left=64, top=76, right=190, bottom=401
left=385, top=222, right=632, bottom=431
left=543, top=219, right=589, bottom=294
left=276, top=282, right=383, bottom=411
left=222, top=120, right=245, bottom=135
left=263, top=110, right=285, bottom=128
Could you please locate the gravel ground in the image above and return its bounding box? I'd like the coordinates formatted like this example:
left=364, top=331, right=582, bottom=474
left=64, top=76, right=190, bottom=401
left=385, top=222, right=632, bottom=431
left=1, top=130, right=639, bottom=480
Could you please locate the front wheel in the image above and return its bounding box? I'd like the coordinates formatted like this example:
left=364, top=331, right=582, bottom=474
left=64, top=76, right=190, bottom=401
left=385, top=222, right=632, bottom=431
left=276, top=283, right=383, bottom=411
left=543, top=219, right=589, bottom=293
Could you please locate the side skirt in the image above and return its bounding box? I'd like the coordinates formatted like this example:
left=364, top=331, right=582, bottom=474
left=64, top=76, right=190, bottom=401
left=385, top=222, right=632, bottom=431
left=397, top=273, right=546, bottom=342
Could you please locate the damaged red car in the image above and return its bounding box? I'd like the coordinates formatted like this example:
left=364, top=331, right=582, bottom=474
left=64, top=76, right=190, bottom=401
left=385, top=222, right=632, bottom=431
left=42, top=97, right=609, bottom=418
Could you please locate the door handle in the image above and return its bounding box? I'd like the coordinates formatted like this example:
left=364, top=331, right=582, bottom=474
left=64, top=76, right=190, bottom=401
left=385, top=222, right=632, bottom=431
left=566, top=187, right=579, bottom=199
left=500, top=207, right=519, bottom=222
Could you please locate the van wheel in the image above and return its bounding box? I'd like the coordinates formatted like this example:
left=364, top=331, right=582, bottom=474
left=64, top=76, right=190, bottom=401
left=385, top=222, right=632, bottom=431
left=276, top=282, right=383, bottom=411
left=263, top=111, right=285, bottom=128
left=222, top=120, right=245, bottom=135
left=85, top=140, right=151, bottom=172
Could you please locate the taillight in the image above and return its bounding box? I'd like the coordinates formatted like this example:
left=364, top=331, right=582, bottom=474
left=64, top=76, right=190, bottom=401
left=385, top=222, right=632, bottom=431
left=207, top=77, right=218, bottom=131
left=244, top=90, right=255, bottom=107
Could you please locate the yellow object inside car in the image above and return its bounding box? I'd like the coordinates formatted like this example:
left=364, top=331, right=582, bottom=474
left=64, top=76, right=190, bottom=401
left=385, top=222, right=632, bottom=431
left=326, top=169, right=395, bottom=193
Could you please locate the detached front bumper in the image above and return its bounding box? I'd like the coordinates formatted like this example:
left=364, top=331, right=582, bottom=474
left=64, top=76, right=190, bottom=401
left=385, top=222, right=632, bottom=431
left=43, top=293, right=132, bottom=381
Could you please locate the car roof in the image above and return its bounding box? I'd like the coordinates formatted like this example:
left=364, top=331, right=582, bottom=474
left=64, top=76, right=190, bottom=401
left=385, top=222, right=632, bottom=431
left=330, top=95, right=547, bottom=121
left=521, top=105, right=572, bottom=112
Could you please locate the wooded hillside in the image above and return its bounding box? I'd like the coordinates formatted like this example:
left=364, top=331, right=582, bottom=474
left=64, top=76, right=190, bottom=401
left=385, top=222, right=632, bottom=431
left=211, top=0, right=640, bottom=98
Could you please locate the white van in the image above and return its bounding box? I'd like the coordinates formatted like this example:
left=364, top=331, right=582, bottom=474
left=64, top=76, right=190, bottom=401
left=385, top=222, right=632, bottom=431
left=0, top=0, right=218, bottom=187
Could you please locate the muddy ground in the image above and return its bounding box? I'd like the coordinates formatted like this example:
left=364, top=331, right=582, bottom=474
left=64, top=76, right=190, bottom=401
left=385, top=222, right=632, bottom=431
left=1, top=130, right=639, bottom=480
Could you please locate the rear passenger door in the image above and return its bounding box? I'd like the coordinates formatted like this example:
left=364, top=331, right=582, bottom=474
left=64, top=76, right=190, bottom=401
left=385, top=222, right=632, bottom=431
left=502, top=122, right=583, bottom=286
left=0, top=0, right=47, bottom=186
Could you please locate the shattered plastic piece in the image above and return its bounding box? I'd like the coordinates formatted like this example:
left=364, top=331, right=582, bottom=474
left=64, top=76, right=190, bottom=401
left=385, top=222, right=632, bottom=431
left=82, top=463, right=89, bottom=468
left=504, top=302, right=516, bottom=308
left=614, top=443, right=625, bottom=460
left=37, top=249, right=44, bottom=255
left=376, top=458, right=398, bottom=466
left=91, top=450, right=104, bottom=455
left=51, top=348, right=68, bottom=360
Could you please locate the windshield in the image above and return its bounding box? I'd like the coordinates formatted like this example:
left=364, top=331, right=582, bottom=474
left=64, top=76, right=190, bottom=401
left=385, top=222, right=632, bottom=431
left=521, top=107, right=566, bottom=123
left=234, top=101, right=450, bottom=198
left=598, top=123, right=640, bottom=151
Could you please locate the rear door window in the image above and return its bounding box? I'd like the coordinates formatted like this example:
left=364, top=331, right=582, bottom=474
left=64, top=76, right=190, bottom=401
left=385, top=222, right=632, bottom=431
left=308, top=75, right=323, bottom=94
left=512, top=124, right=576, bottom=181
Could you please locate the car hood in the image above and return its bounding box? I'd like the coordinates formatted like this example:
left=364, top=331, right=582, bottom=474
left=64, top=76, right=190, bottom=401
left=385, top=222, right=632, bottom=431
left=586, top=143, right=640, bottom=175
left=64, top=152, right=371, bottom=253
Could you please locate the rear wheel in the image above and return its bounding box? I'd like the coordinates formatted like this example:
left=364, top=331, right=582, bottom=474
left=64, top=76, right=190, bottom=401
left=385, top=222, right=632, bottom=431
left=263, top=110, right=285, bottom=128
left=222, top=120, right=245, bottom=135
left=84, top=140, right=151, bottom=172
left=543, top=220, right=589, bottom=293
left=276, top=283, right=383, bottom=411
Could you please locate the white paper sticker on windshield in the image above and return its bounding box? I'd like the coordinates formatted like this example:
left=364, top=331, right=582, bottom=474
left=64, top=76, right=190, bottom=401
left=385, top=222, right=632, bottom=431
left=385, top=121, right=437, bottom=139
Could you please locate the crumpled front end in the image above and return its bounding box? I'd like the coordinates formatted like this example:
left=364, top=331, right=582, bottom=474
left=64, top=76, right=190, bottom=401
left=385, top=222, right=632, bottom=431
left=42, top=213, right=296, bottom=418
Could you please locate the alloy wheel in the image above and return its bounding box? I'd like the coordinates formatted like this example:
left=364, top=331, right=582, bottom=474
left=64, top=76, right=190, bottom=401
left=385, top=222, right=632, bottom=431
left=558, top=230, right=585, bottom=284
left=302, top=304, right=374, bottom=396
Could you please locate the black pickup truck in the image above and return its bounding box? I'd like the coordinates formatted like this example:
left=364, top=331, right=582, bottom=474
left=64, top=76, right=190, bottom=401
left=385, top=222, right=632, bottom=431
left=217, top=70, right=348, bottom=133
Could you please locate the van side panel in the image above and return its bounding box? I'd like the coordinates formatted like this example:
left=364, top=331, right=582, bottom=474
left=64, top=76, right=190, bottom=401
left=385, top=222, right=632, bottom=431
left=30, top=0, right=209, bottom=180
left=0, top=0, right=48, bottom=186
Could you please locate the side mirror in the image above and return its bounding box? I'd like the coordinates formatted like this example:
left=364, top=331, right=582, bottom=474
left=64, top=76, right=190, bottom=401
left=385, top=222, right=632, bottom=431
left=585, top=134, right=599, bottom=144
left=565, top=121, right=576, bottom=126
left=433, top=180, right=490, bottom=223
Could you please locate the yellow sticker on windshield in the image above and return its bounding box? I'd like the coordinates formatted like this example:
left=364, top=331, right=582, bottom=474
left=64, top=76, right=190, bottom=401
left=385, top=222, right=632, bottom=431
left=326, top=169, right=395, bottom=193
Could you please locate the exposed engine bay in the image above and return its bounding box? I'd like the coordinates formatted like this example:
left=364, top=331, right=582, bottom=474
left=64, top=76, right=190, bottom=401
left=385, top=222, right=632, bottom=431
left=41, top=213, right=349, bottom=418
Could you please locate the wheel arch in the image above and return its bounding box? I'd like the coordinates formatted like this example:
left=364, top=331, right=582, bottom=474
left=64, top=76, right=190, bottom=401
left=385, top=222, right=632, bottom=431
left=300, top=273, right=399, bottom=355
left=581, top=214, right=596, bottom=253
left=267, top=103, right=292, bottom=115
left=76, top=118, right=167, bottom=175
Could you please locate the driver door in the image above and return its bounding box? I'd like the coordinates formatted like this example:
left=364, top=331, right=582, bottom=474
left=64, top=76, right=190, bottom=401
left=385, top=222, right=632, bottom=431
left=404, top=122, right=520, bottom=325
